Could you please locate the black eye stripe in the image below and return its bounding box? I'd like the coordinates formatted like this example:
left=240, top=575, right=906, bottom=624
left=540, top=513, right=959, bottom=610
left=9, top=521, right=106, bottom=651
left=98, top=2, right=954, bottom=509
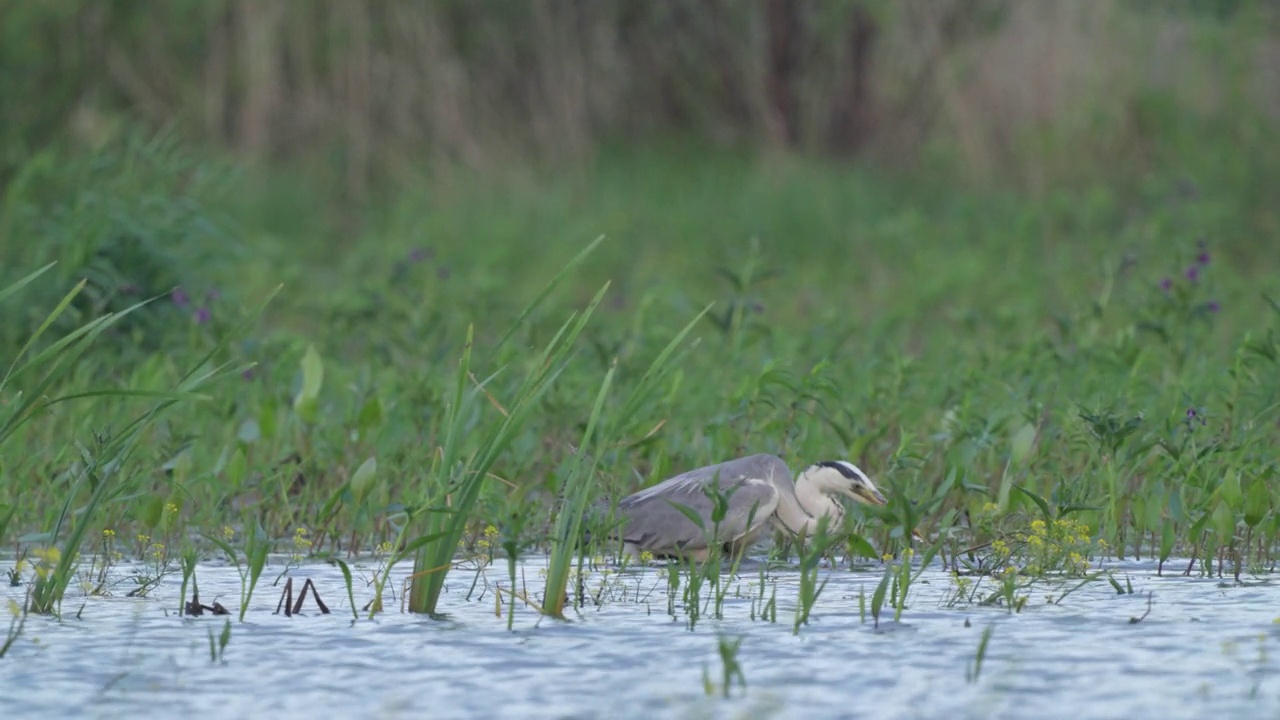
left=816, top=461, right=862, bottom=480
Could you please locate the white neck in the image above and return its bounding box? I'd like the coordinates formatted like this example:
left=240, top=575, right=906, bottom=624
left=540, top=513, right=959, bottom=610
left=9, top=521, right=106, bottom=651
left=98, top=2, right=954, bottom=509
left=773, top=473, right=844, bottom=537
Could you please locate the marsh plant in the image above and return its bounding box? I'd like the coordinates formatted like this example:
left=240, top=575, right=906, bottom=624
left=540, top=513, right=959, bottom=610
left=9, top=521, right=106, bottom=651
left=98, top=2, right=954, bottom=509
left=0, top=122, right=1278, bottom=641
left=207, top=521, right=273, bottom=622
left=1, top=595, right=27, bottom=659
left=965, top=625, right=995, bottom=684
left=656, top=479, right=762, bottom=629
left=793, top=518, right=836, bottom=634
left=208, top=619, right=232, bottom=664
left=0, top=265, right=272, bottom=616
left=703, top=634, right=747, bottom=699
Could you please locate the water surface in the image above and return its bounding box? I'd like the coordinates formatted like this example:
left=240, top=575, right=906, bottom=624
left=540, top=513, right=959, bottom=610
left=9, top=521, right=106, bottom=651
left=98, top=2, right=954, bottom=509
left=3, top=556, right=1279, bottom=719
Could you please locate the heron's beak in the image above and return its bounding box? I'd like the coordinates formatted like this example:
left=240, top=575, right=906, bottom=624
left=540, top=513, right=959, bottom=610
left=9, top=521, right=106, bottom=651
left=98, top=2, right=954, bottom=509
left=851, top=485, right=888, bottom=506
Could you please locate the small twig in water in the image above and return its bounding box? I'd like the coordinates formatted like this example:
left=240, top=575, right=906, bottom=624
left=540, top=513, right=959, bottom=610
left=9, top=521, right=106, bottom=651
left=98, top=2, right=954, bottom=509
left=1128, top=591, right=1153, bottom=624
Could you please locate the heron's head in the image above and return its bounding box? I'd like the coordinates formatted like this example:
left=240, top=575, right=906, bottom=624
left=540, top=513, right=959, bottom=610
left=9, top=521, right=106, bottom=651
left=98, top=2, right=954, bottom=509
left=807, top=460, right=887, bottom=506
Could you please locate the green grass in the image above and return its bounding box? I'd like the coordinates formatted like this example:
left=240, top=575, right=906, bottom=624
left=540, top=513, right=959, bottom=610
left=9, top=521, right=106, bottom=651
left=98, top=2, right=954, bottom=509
left=1, top=133, right=1279, bottom=622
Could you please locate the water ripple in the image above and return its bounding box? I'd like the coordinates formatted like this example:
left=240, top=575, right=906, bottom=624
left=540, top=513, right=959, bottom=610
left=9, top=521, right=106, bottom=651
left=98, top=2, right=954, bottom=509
left=3, top=557, right=1280, bottom=719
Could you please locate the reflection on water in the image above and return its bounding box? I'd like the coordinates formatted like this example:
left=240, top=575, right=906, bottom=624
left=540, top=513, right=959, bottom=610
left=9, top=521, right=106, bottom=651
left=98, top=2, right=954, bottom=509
left=2, top=556, right=1279, bottom=719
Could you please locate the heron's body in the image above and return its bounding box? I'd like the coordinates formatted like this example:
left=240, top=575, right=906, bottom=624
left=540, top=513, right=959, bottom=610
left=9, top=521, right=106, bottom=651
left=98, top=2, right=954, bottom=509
left=614, top=453, right=886, bottom=562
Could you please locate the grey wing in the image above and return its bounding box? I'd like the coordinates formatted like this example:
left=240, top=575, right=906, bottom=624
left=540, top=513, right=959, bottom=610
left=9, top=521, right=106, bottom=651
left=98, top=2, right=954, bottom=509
left=617, top=454, right=789, bottom=554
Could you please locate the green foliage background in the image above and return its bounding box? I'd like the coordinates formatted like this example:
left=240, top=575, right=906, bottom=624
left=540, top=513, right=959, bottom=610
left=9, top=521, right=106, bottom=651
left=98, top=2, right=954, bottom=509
left=1, top=0, right=1278, bottom=595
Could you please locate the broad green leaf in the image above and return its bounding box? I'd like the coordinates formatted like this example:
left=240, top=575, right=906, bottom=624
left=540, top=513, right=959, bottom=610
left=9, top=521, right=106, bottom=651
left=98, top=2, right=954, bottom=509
left=357, top=396, right=383, bottom=436
left=1244, top=478, right=1270, bottom=528
left=1211, top=501, right=1236, bottom=545
left=846, top=532, right=878, bottom=560
left=1159, top=518, right=1175, bottom=562
left=1012, top=483, right=1052, bottom=523
left=350, top=456, right=378, bottom=503
left=226, top=447, right=247, bottom=489
left=294, top=344, right=324, bottom=423
left=1009, top=422, right=1037, bottom=466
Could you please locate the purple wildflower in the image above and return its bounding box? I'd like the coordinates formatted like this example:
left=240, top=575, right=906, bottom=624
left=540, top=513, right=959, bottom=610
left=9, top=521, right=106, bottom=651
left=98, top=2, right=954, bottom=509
left=1186, top=407, right=1197, bottom=419
left=1196, top=251, right=1210, bottom=266
left=194, top=306, right=211, bottom=325
left=1159, top=277, right=1173, bottom=292
left=242, top=368, right=256, bottom=381
left=1207, top=300, right=1221, bottom=313
left=1185, top=266, right=1199, bottom=282
left=408, top=248, right=433, bottom=263
left=172, top=287, right=190, bottom=307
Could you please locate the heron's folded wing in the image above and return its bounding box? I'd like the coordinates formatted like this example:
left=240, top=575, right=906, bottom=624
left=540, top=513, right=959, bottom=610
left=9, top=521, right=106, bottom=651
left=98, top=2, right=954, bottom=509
left=618, top=475, right=779, bottom=553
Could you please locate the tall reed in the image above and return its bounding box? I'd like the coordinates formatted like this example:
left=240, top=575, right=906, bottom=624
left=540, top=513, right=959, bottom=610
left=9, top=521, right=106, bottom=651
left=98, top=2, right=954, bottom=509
left=0, top=264, right=276, bottom=615
left=405, top=237, right=606, bottom=616
left=540, top=302, right=711, bottom=618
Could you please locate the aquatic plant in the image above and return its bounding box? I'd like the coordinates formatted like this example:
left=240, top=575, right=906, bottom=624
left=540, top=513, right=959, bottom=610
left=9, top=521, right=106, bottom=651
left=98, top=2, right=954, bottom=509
left=208, top=619, right=231, bottom=664
left=3, top=265, right=273, bottom=615
left=965, top=625, right=995, bottom=683
left=0, top=595, right=26, bottom=658
left=793, top=517, right=835, bottom=634
left=702, top=634, right=747, bottom=698
left=405, top=237, right=609, bottom=616
left=540, top=302, right=709, bottom=619
left=207, top=520, right=273, bottom=622
left=0, top=128, right=1277, bottom=640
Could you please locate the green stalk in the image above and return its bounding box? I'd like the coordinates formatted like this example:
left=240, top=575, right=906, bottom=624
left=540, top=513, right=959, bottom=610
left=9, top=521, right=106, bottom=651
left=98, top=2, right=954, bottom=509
left=16, top=281, right=278, bottom=615
left=407, top=279, right=610, bottom=614
left=542, top=360, right=617, bottom=618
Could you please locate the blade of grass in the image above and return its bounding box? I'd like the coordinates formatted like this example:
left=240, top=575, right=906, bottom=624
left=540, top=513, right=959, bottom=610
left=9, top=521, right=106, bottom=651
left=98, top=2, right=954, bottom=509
left=542, top=358, right=617, bottom=618
left=408, top=268, right=611, bottom=614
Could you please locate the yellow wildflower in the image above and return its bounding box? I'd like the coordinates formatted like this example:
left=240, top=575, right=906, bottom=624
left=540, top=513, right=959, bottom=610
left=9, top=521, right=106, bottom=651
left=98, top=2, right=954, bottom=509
left=34, top=546, right=61, bottom=563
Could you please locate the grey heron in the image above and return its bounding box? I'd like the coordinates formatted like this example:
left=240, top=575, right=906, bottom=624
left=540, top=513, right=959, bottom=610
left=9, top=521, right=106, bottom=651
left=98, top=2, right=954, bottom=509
left=613, top=453, right=888, bottom=562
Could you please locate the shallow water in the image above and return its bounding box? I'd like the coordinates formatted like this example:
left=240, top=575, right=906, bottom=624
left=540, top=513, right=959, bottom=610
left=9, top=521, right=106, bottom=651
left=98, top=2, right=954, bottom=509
left=3, top=554, right=1280, bottom=720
